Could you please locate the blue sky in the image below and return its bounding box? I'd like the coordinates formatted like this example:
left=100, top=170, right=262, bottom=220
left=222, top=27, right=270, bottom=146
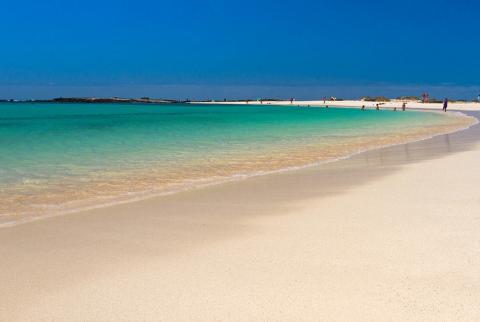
left=1, top=0, right=479, bottom=99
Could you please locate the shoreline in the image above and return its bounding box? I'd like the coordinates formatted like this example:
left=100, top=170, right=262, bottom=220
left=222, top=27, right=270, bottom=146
left=1, top=113, right=480, bottom=320
left=0, top=109, right=476, bottom=229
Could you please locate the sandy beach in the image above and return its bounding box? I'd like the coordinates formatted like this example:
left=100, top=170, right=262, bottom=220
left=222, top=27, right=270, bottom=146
left=1, top=111, right=480, bottom=321
left=198, top=99, right=480, bottom=111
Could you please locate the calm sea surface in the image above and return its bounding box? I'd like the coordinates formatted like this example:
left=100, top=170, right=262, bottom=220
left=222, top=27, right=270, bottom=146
left=0, top=103, right=466, bottom=225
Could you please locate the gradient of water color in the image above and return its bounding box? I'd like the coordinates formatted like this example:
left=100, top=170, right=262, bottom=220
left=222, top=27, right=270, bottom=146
left=0, top=103, right=470, bottom=225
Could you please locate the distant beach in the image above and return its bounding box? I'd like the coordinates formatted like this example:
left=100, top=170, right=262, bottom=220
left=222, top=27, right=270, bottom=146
left=195, top=98, right=480, bottom=111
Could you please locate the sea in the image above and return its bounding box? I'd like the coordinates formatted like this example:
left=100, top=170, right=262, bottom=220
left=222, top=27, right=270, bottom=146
left=0, top=102, right=469, bottom=226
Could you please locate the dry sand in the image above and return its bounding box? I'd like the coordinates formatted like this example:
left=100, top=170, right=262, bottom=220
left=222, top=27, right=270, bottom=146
left=1, top=113, right=480, bottom=321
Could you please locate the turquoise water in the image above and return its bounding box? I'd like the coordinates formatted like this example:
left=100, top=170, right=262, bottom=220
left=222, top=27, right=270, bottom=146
left=0, top=103, right=462, bottom=224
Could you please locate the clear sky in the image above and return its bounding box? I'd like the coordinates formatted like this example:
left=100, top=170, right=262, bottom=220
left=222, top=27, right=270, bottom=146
left=1, top=0, right=479, bottom=99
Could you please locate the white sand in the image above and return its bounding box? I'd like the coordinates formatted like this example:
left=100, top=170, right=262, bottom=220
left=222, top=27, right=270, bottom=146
left=197, top=99, right=480, bottom=111
left=1, top=117, right=480, bottom=321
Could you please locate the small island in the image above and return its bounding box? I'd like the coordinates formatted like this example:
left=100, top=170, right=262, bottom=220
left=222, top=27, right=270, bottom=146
left=0, top=97, right=180, bottom=104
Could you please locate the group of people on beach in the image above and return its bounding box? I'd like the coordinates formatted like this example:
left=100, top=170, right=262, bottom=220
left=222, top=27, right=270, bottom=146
left=359, top=102, right=407, bottom=111
left=422, top=92, right=449, bottom=112
left=360, top=99, right=448, bottom=112
left=276, top=95, right=449, bottom=112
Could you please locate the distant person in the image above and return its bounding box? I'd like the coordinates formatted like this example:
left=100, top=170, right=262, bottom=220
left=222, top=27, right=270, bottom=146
left=402, top=102, right=406, bottom=111
left=393, top=107, right=397, bottom=111
left=443, top=98, right=448, bottom=112
left=323, top=96, right=326, bottom=103
left=376, top=103, right=380, bottom=110
left=290, top=97, right=293, bottom=104
left=361, top=105, right=365, bottom=110
left=422, top=92, right=429, bottom=103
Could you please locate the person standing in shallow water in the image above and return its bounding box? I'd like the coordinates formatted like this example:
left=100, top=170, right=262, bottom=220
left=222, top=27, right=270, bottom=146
left=402, top=102, right=406, bottom=111
left=443, top=98, right=448, bottom=112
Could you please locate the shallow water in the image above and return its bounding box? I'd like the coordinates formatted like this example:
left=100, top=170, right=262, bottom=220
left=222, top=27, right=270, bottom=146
left=0, top=102, right=471, bottom=225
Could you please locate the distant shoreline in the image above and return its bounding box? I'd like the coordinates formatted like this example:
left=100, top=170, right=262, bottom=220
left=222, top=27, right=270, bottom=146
left=193, top=99, right=480, bottom=112
left=2, top=97, right=479, bottom=112
left=2, top=97, right=480, bottom=108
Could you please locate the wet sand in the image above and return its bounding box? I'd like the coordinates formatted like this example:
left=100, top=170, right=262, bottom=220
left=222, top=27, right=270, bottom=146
left=1, top=112, right=480, bottom=321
